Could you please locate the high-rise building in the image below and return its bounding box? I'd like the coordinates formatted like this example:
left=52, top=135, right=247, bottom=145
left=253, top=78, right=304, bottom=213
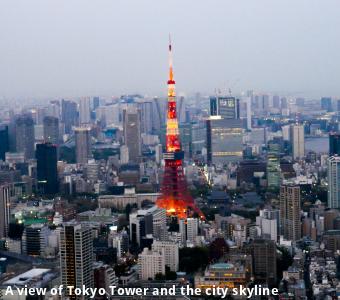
left=206, top=118, right=243, bottom=165
left=209, top=96, right=240, bottom=119
left=92, top=96, right=100, bottom=111
left=43, top=116, right=59, bottom=144
left=207, top=95, right=243, bottom=165
left=152, top=240, right=179, bottom=272
left=249, top=239, right=277, bottom=286
left=22, top=224, right=50, bottom=256
left=138, top=247, right=165, bottom=280
left=93, top=262, right=118, bottom=292
left=186, top=217, right=199, bottom=245
left=328, top=156, right=340, bottom=208
left=74, top=127, right=91, bottom=164
left=290, top=124, right=305, bottom=160
left=79, top=98, right=91, bottom=125
left=210, top=96, right=218, bottom=116
left=137, top=100, right=154, bottom=134
left=256, top=211, right=278, bottom=242
left=129, top=206, right=167, bottom=246
left=15, top=115, right=35, bottom=159
left=267, top=150, right=281, bottom=190
left=36, top=143, right=58, bottom=194
left=321, top=97, right=332, bottom=112
left=60, top=223, right=94, bottom=299
left=0, top=125, right=9, bottom=161
left=272, top=95, right=280, bottom=109
left=61, top=100, right=78, bottom=134
left=280, top=184, right=301, bottom=241
left=0, top=184, right=12, bottom=239
left=329, top=133, right=340, bottom=156
left=123, top=107, right=141, bottom=163
left=295, top=97, right=305, bottom=107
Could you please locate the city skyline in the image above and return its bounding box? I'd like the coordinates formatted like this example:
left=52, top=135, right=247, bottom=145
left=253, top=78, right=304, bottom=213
left=1, top=0, right=340, bottom=98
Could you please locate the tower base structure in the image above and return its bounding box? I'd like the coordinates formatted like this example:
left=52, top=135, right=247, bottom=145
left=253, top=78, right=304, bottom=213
left=156, top=151, right=204, bottom=219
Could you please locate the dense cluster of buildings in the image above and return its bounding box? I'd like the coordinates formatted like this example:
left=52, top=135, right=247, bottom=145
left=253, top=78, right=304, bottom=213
left=2, top=73, right=340, bottom=299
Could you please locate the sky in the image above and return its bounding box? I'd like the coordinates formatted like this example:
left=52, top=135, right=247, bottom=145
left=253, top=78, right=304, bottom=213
left=0, top=0, right=340, bottom=99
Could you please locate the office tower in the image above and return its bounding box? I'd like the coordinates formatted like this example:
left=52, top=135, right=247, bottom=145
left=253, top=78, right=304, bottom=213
left=138, top=100, right=154, bottom=134
left=191, top=121, right=206, bottom=158
left=179, top=123, right=192, bottom=159
left=281, top=97, right=288, bottom=109
left=123, top=107, right=141, bottom=163
left=329, top=133, right=340, bottom=156
left=321, top=97, right=332, bottom=112
left=79, top=98, right=91, bottom=125
left=328, top=156, right=340, bottom=208
left=249, top=239, right=277, bottom=286
left=92, top=96, right=100, bottom=110
left=179, top=219, right=186, bottom=245
left=295, top=97, right=305, bottom=107
left=262, top=94, right=269, bottom=111
left=256, top=209, right=279, bottom=242
left=129, top=206, right=167, bottom=246
left=43, top=116, right=59, bottom=144
left=272, top=95, right=280, bottom=109
left=85, top=160, right=99, bottom=182
left=36, top=143, right=58, bottom=194
left=138, top=247, right=165, bottom=280
left=281, top=125, right=290, bottom=141
left=206, top=94, right=243, bottom=165
left=152, top=240, right=179, bottom=271
left=280, top=184, right=301, bottom=241
left=93, top=262, right=118, bottom=292
left=206, top=119, right=243, bottom=165
left=210, top=96, right=218, bottom=116
left=210, top=96, right=240, bottom=119
left=155, top=144, right=162, bottom=164
left=74, top=127, right=91, bottom=164
left=324, top=209, right=339, bottom=231
left=0, top=125, right=9, bottom=161
left=60, top=223, right=94, bottom=299
left=47, top=100, right=61, bottom=119
left=244, top=96, right=252, bottom=130
left=34, top=124, right=44, bottom=142
left=120, top=145, right=129, bottom=164
left=15, top=115, right=35, bottom=159
left=22, top=224, right=50, bottom=256
left=0, top=184, right=12, bottom=239
left=290, top=124, right=305, bottom=160
left=110, top=229, right=129, bottom=259
left=267, top=150, right=281, bottom=190
left=61, top=100, right=78, bottom=134
left=156, top=39, right=203, bottom=219
left=151, top=207, right=167, bottom=241
left=186, top=217, right=199, bottom=245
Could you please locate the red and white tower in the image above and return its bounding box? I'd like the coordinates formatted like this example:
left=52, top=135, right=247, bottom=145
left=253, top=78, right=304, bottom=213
left=156, top=37, right=203, bottom=219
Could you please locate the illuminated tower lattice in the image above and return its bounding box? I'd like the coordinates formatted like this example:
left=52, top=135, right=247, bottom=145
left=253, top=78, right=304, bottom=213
left=156, top=38, right=203, bottom=219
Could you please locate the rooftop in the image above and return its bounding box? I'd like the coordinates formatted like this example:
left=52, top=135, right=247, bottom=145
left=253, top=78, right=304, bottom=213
left=3, top=268, right=51, bottom=285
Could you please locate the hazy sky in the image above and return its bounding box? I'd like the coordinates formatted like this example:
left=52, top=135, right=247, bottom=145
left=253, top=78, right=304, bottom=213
left=1, top=0, right=340, bottom=99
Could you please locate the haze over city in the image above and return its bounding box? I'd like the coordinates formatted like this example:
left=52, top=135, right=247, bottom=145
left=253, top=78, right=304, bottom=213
left=1, top=1, right=340, bottom=299
left=1, top=0, right=340, bottom=98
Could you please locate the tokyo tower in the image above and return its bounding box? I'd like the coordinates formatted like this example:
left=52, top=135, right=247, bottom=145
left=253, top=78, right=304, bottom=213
left=156, top=37, right=204, bottom=219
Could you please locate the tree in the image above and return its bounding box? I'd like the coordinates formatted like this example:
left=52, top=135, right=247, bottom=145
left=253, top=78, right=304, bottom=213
left=155, top=273, right=166, bottom=280
left=165, top=266, right=177, bottom=280
left=277, top=246, right=293, bottom=281
left=179, top=247, right=209, bottom=273
left=209, top=238, right=229, bottom=262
